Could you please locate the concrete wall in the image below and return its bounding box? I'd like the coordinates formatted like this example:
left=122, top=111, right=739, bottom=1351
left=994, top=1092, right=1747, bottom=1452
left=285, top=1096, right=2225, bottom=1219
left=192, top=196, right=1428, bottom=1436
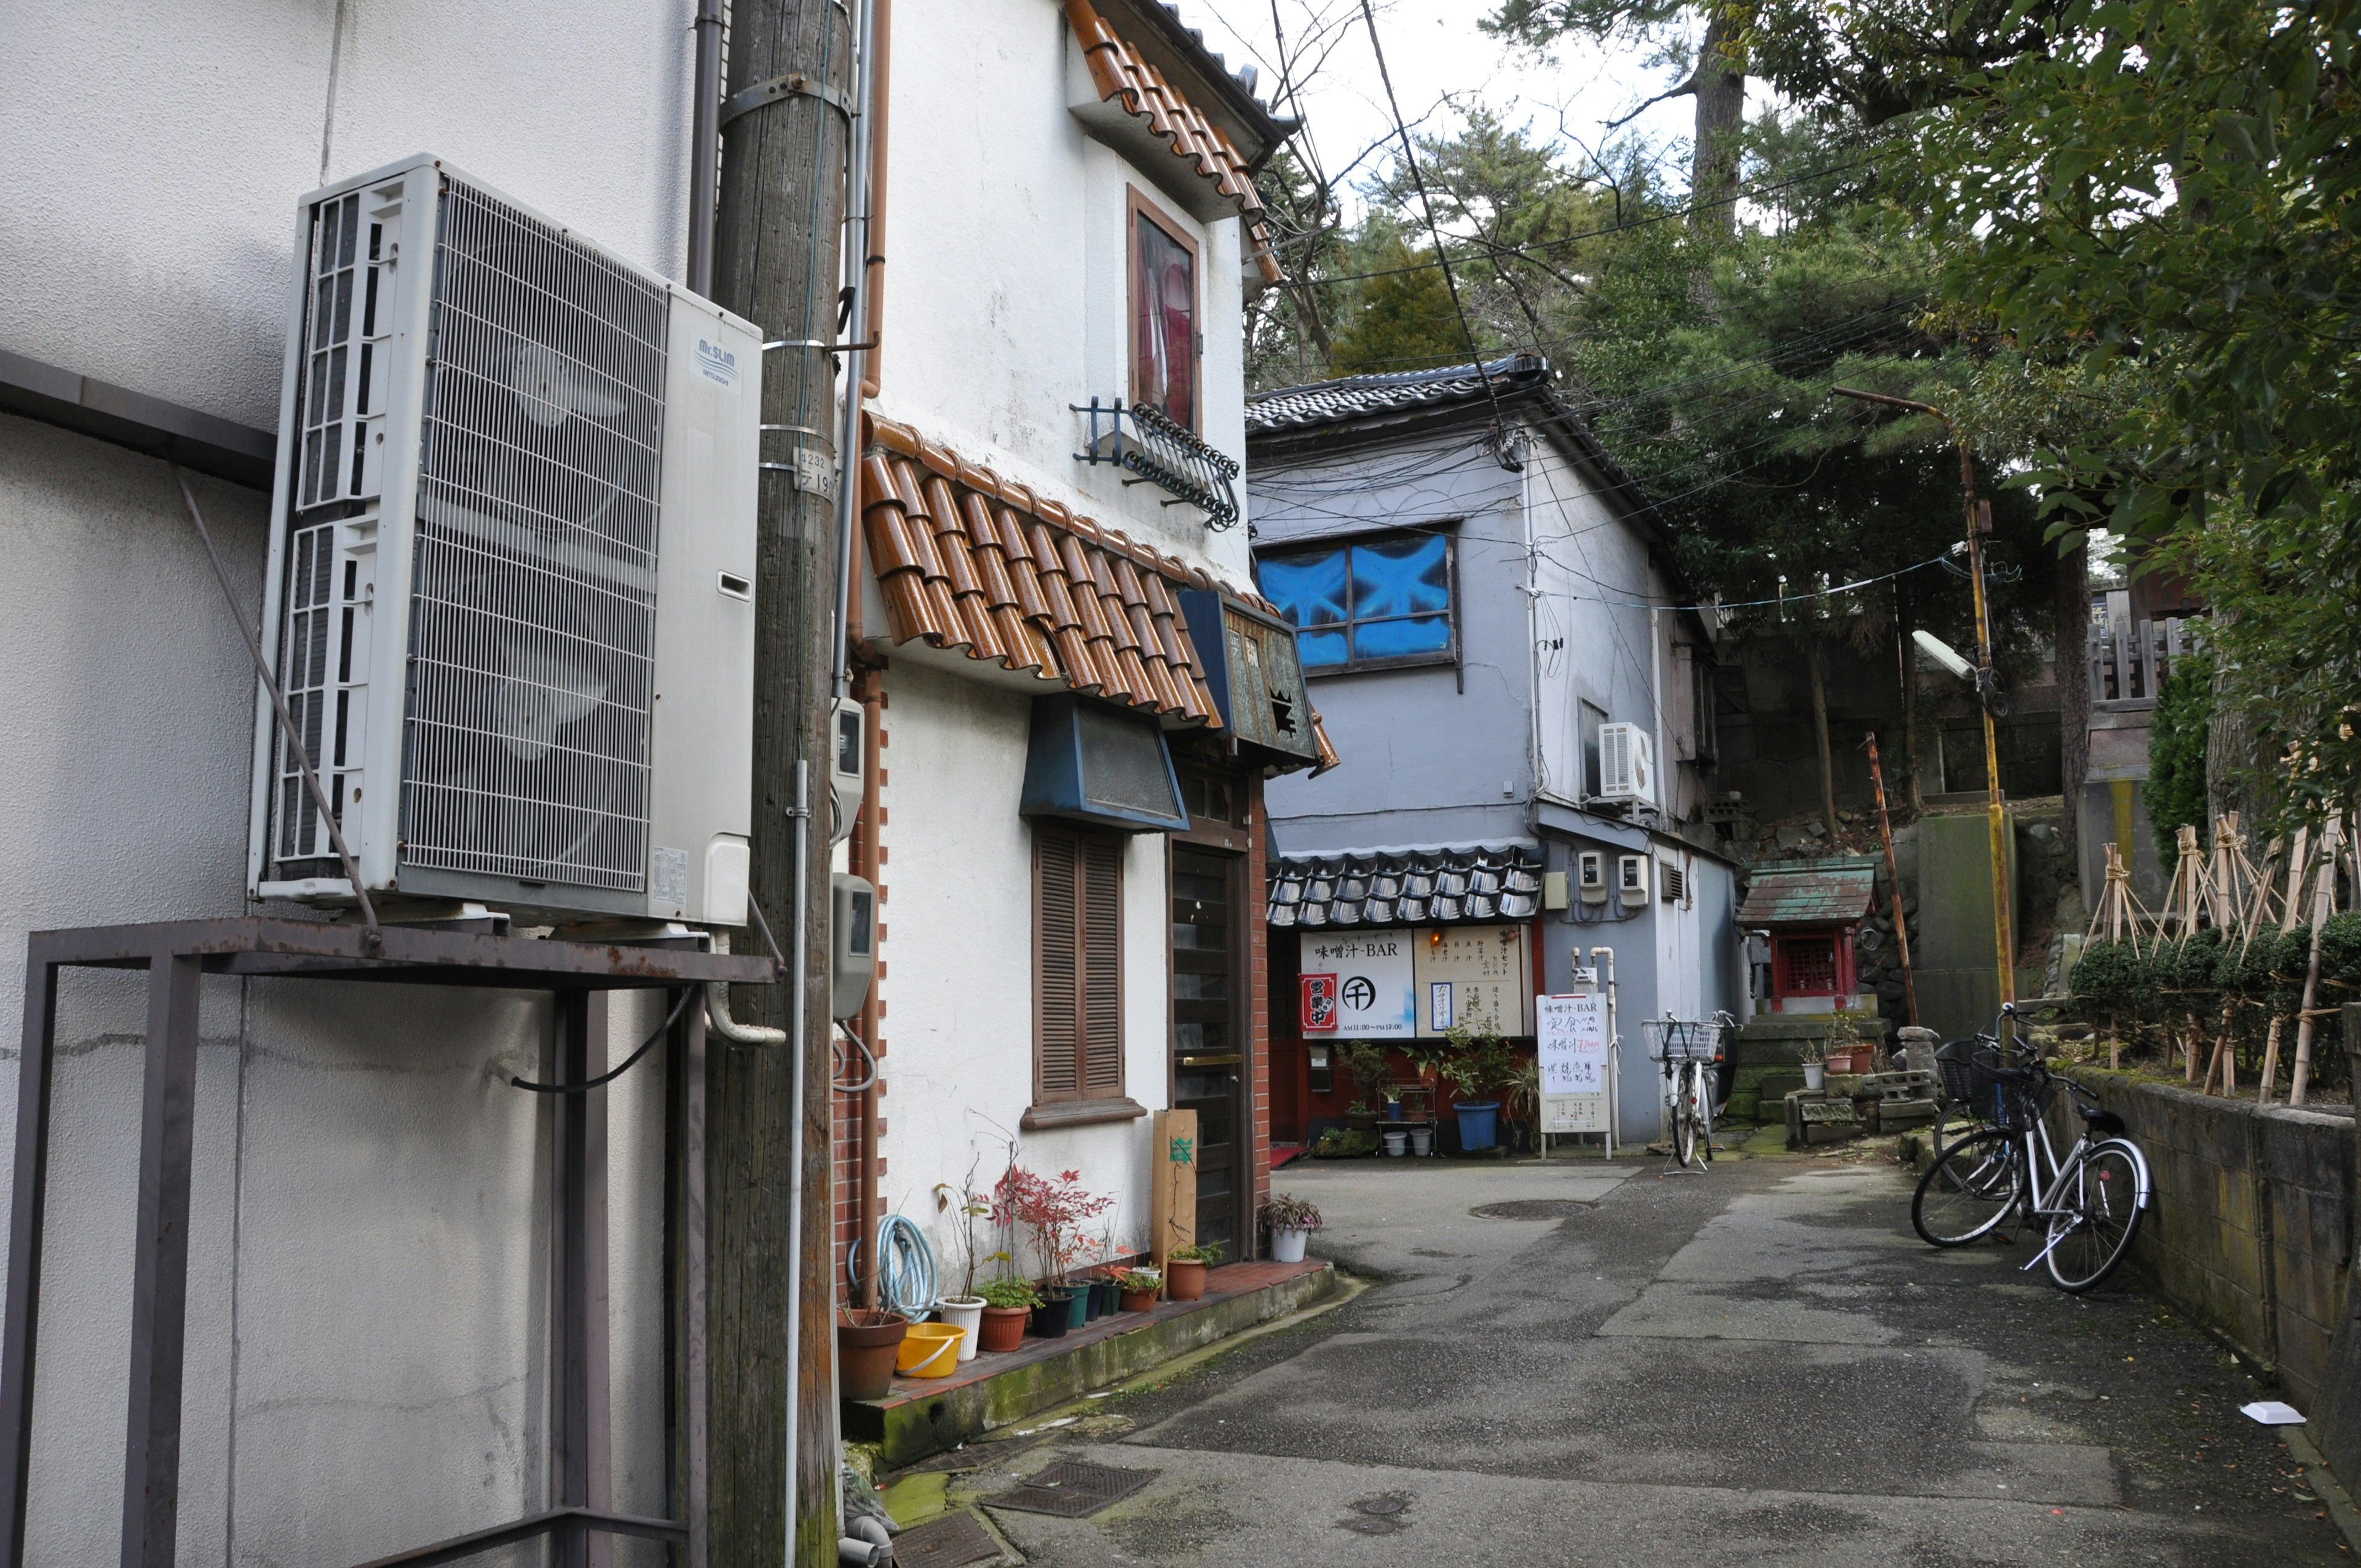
left=0, top=2, right=708, bottom=1559
left=1912, top=809, right=2020, bottom=1040
left=2058, top=1068, right=2352, bottom=1409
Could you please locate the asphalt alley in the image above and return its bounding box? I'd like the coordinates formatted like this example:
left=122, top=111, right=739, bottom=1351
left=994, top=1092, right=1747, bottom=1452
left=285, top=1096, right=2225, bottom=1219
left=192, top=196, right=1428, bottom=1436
left=946, top=1152, right=2351, bottom=1566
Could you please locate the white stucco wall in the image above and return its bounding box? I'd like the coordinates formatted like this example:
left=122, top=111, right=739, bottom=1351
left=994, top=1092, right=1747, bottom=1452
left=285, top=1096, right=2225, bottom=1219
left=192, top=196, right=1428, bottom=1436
left=872, top=665, right=1169, bottom=1281
left=857, top=0, right=1267, bottom=1273
left=1, top=1, right=697, bottom=1558
left=874, top=0, right=1254, bottom=587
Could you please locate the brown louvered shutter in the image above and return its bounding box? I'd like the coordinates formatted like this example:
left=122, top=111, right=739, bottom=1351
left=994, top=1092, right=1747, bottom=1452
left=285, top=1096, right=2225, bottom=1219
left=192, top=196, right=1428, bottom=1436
left=1035, top=828, right=1082, bottom=1102
left=1082, top=834, right=1125, bottom=1094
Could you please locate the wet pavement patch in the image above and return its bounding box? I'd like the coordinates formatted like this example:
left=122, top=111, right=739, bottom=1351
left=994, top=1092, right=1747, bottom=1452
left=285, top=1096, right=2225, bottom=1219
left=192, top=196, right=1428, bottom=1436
left=1469, top=1199, right=1596, bottom=1219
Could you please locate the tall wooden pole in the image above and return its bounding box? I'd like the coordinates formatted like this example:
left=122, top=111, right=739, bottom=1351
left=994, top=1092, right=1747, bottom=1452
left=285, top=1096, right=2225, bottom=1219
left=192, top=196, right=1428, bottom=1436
left=1863, top=732, right=1918, bottom=1026
left=1806, top=637, right=1838, bottom=839
left=1833, top=389, right=2014, bottom=1034
left=709, top=0, right=854, bottom=1558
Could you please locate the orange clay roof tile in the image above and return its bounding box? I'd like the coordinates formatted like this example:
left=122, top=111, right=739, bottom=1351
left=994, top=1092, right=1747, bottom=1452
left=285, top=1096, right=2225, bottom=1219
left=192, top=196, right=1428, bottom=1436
left=858, top=416, right=1335, bottom=759
left=1064, top=0, right=1286, bottom=286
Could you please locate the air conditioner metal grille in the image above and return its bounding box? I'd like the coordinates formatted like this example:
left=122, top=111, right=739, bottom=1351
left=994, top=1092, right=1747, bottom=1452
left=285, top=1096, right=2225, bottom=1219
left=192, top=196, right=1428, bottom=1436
left=401, top=176, right=670, bottom=892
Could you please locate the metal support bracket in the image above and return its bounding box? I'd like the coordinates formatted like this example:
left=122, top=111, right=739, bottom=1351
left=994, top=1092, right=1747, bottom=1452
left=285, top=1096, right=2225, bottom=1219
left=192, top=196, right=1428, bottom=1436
left=719, top=71, right=855, bottom=130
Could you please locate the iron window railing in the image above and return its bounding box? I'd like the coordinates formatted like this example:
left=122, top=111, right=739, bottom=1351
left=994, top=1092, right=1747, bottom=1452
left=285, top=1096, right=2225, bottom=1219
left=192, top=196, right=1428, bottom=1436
left=1072, top=397, right=1240, bottom=529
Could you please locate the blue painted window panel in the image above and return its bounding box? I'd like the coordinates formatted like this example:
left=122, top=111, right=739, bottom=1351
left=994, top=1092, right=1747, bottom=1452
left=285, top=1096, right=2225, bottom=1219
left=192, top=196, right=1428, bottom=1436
left=1353, top=614, right=1452, bottom=660
left=1259, top=550, right=1348, bottom=626
left=1348, top=534, right=1449, bottom=618
left=1258, top=532, right=1455, bottom=670
left=1297, top=628, right=1350, bottom=668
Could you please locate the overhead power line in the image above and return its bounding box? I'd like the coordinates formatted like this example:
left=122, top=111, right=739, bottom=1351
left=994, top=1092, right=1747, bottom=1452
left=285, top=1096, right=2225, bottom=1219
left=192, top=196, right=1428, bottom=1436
left=1356, top=0, right=1519, bottom=472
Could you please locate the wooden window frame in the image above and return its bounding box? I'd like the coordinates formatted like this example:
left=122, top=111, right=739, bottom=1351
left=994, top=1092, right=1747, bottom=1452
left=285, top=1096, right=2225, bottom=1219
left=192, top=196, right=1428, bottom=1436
left=1027, top=823, right=1145, bottom=1128
left=1127, top=186, right=1202, bottom=434
left=1252, top=524, right=1461, bottom=676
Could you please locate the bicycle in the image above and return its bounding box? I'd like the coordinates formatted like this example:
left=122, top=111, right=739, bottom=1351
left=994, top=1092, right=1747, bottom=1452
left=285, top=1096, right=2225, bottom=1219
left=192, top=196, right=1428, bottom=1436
left=1910, top=1005, right=2152, bottom=1293
left=1920, top=999, right=2067, bottom=1164
left=1647, top=1013, right=1736, bottom=1173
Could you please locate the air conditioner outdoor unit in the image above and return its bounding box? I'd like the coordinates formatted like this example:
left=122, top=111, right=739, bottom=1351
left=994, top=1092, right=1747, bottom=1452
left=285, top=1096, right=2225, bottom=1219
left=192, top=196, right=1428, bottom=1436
left=247, top=154, right=761, bottom=927
left=1598, top=721, right=1655, bottom=806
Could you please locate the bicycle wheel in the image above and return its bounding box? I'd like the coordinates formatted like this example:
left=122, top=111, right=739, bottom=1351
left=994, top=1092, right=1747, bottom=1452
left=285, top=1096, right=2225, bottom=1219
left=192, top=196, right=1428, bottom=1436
left=2043, top=1141, right=2145, bottom=1293
left=1672, top=1068, right=1701, bottom=1168
left=1913, top=1129, right=2022, bottom=1247
left=1928, top=1101, right=1985, bottom=1164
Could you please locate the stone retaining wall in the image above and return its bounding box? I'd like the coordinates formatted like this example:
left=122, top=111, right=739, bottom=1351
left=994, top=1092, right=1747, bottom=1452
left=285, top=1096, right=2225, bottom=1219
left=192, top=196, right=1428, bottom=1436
left=2057, top=1065, right=2354, bottom=1407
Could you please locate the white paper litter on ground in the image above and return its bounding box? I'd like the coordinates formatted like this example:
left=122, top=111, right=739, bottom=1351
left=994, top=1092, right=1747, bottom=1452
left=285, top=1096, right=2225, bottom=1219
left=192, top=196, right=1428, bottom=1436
left=2242, top=1401, right=2308, bottom=1425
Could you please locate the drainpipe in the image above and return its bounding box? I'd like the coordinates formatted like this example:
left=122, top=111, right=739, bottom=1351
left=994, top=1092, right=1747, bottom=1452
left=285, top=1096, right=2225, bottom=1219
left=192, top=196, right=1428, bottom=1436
left=853, top=666, right=885, bottom=1307
left=1590, top=944, right=1619, bottom=1157
left=830, top=0, right=882, bottom=702
left=858, top=0, right=892, bottom=402
left=685, top=0, right=724, bottom=295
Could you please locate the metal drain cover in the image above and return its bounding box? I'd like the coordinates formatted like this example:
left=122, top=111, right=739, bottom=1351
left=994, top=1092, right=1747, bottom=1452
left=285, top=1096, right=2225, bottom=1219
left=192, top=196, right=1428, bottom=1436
left=893, top=1510, right=1003, bottom=1568
left=1470, top=1199, right=1595, bottom=1219
left=986, top=1460, right=1158, bottom=1518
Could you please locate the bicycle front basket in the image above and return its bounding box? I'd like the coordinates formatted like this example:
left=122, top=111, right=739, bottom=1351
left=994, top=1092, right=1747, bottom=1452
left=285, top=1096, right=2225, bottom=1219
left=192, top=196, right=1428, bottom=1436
left=1645, top=1019, right=1725, bottom=1063
left=1969, top=1044, right=2044, bottom=1133
left=1932, top=1039, right=1985, bottom=1104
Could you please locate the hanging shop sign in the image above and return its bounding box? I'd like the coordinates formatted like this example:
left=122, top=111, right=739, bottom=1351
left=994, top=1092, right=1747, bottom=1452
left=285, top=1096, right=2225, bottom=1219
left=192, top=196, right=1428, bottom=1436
left=1410, top=922, right=1533, bottom=1037
left=1299, top=932, right=1415, bottom=1037
left=1536, top=991, right=1611, bottom=1132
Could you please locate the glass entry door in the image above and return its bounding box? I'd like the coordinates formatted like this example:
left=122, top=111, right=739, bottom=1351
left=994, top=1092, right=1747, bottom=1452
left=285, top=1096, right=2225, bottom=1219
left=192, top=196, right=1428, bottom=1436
left=1171, top=845, right=1243, bottom=1262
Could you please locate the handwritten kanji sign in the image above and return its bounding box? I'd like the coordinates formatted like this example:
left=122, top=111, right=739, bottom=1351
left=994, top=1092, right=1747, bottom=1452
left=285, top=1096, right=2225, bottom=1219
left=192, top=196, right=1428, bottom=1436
left=1536, top=992, right=1610, bottom=1133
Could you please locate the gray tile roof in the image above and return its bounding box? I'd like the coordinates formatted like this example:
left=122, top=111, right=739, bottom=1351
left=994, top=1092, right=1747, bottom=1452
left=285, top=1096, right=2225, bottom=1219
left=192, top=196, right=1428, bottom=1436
left=1268, top=844, right=1544, bottom=929
left=1245, top=354, right=1550, bottom=436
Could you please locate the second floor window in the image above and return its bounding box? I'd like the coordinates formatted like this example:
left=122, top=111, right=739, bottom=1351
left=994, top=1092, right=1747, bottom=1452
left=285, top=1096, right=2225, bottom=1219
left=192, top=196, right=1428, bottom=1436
left=1131, top=194, right=1197, bottom=429
left=1257, top=531, right=1455, bottom=672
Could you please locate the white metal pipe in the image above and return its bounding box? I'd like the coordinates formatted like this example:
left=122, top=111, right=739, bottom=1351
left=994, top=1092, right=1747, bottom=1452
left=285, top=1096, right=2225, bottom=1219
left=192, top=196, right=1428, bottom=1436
left=785, top=759, right=811, bottom=1560
left=1590, top=945, right=1619, bottom=1156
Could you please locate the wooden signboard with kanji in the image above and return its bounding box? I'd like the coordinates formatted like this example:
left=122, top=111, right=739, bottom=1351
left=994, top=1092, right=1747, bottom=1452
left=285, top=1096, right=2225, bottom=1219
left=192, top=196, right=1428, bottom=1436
left=1150, top=1109, right=1198, bottom=1267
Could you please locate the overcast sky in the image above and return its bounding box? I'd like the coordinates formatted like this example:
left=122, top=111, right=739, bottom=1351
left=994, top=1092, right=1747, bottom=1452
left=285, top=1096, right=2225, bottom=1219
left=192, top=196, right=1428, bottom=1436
left=1180, top=0, right=1703, bottom=213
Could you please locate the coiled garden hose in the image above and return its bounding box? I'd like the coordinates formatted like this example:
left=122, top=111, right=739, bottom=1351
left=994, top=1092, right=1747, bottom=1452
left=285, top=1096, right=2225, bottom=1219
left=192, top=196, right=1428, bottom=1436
left=846, top=1211, right=939, bottom=1320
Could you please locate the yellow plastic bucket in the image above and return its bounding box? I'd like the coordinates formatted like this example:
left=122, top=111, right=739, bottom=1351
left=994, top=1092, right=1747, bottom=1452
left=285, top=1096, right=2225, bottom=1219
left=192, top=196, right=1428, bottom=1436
left=896, top=1323, right=963, bottom=1379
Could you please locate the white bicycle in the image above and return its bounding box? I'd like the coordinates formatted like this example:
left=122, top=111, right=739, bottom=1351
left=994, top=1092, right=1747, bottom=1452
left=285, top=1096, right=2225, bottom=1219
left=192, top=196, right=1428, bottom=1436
left=1647, top=1014, right=1736, bottom=1171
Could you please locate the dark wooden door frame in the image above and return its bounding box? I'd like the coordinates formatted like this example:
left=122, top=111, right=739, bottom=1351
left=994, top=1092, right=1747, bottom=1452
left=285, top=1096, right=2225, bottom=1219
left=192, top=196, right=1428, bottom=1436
left=1167, top=767, right=1253, bottom=1263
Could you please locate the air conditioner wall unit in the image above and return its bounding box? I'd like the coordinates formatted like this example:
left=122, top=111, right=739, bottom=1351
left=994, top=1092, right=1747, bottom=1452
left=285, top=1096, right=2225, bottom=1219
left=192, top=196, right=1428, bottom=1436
left=1598, top=721, right=1655, bottom=806
left=247, top=154, right=761, bottom=926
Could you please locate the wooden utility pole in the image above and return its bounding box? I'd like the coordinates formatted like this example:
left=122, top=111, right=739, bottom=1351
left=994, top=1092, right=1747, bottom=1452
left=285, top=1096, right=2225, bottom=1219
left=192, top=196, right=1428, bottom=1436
left=709, top=0, right=855, bottom=1558
left=1806, top=636, right=1838, bottom=839
left=1863, top=732, right=1918, bottom=1027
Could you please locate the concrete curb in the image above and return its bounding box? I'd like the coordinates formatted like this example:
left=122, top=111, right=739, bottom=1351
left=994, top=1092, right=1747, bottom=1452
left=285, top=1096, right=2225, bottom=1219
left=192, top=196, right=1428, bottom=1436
left=2282, top=1424, right=2361, bottom=1556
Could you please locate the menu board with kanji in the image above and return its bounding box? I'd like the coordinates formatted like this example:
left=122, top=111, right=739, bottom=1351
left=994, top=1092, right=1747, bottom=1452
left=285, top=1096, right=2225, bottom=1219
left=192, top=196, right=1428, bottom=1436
left=1410, top=923, right=1533, bottom=1037
left=1536, top=991, right=1610, bottom=1133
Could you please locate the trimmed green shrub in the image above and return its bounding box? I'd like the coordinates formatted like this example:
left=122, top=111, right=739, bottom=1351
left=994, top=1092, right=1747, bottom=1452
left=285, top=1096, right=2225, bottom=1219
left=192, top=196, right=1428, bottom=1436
left=2320, top=911, right=2361, bottom=989
left=2155, top=929, right=2225, bottom=996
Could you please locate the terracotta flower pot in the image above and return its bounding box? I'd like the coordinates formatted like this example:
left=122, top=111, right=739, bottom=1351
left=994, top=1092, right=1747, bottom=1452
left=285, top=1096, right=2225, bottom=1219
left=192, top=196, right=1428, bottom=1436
left=977, top=1305, right=1029, bottom=1353
left=836, top=1309, right=909, bottom=1402
left=1166, top=1259, right=1208, bottom=1302
left=1119, top=1288, right=1158, bottom=1313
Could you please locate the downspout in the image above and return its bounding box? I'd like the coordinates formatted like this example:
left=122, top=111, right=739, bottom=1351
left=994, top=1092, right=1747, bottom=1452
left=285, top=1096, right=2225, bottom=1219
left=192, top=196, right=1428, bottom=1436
left=830, top=0, right=882, bottom=703
left=858, top=0, right=892, bottom=402
left=1519, top=429, right=1543, bottom=825
left=853, top=666, right=885, bottom=1307
left=685, top=0, right=724, bottom=295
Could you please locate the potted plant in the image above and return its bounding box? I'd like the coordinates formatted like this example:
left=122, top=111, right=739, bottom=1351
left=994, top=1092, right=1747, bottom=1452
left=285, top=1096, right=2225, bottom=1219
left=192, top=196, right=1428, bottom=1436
left=976, top=1276, right=1038, bottom=1352
left=1343, top=1043, right=1389, bottom=1130
left=1088, top=1222, right=1125, bottom=1319
left=1166, top=1242, right=1219, bottom=1301
left=1441, top=1021, right=1511, bottom=1152
left=992, top=1165, right=1113, bottom=1334
left=931, top=1163, right=991, bottom=1361
left=1382, top=1085, right=1404, bottom=1122
left=1114, top=1265, right=1162, bottom=1312
left=836, top=1306, right=910, bottom=1401
left=1259, top=1194, right=1323, bottom=1263
left=1799, top=1037, right=1827, bottom=1092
